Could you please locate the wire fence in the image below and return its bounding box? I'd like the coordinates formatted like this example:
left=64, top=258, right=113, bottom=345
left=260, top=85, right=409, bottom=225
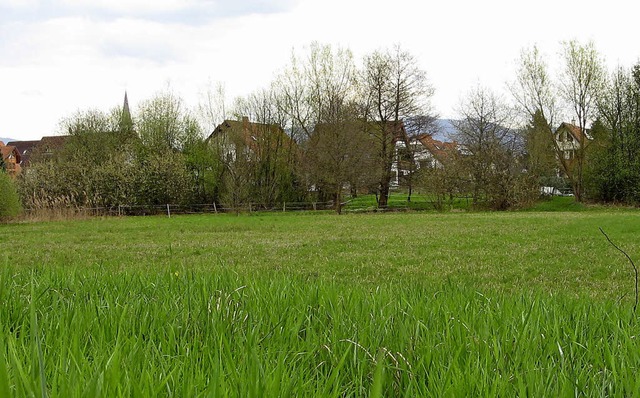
left=22, top=190, right=566, bottom=219
left=21, top=198, right=460, bottom=219
left=22, top=201, right=338, bottom=218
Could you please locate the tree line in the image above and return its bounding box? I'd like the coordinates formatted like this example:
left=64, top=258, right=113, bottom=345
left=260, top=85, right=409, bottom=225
left=3, top=40, right=640, bottom=217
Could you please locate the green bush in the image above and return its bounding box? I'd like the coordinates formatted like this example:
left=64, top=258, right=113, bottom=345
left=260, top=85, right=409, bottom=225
left=0, top=171, right=21, bottom=220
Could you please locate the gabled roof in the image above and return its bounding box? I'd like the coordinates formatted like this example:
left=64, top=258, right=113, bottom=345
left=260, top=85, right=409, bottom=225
left=6, top=140, right=40, bottom=165
left=209, top=117, right=296, bottom=153
left=0, top=142, right=21, bottom=167
left=416, top=134, right=458, bottom=163
left=557, top=122, right=590, bottom=142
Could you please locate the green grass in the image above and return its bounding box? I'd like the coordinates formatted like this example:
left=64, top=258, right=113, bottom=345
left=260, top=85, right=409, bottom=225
left=2, top=211, right=640, bottom=396
left=525, top=196, right=587, bottom=212
left=343, top=193, right=471, bottom=211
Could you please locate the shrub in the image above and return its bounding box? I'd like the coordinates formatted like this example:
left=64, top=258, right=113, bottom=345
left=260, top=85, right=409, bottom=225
left=0, top=171, right=22, bottom=220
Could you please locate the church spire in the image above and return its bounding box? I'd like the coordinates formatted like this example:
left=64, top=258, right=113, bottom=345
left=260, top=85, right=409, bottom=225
left=120, top=91, right=134, bottom=134
left=123, top=91, right=131, bottom=117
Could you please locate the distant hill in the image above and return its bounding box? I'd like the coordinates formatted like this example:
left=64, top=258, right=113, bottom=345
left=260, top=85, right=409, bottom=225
left=433, top=119, right=457, bottom=141
left=0, top=137, right=16, bottom=144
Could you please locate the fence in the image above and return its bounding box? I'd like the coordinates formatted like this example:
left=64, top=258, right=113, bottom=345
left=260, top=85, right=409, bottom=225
left=21, top=194, right=483, bottom=219
left=22, top=201, right=337, bottom=218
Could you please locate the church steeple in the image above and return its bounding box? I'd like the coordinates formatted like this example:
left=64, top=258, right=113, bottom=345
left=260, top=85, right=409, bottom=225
left=120, top=91, right=133, bottom=134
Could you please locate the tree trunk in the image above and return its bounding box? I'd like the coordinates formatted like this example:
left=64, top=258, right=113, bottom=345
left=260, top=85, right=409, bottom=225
left=378, top=180, right=389, bottom=208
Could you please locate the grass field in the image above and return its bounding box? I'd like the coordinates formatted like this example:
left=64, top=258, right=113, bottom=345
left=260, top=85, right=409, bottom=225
left=2, top=209, right=640, bottom=396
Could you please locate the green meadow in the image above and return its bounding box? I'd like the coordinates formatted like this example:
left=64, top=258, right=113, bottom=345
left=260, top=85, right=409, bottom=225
left=2, top=208, right=640, bottom=396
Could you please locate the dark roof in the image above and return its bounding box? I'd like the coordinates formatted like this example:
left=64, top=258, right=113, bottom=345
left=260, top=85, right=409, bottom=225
left=209, top=117, right=296, bottom=153
left=6, top=140, right=40, bottom=165
left=39, top=135, right=70, bottom=148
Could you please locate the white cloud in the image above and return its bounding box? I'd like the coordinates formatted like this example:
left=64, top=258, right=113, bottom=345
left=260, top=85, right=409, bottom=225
left=1, top=0, right=640, bottom=139
left=58, top=0, right=200, bottom=13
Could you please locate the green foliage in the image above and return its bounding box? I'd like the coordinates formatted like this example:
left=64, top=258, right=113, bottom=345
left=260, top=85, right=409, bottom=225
left=183, top=138, right=224, bottom=204
left=525, top=110, right=557, bottom=180
left=133, top=149, right=194, bottom=206
left=0, top=171, right=21, bottom=219
left=587, top=64, right=640, bottom=204
left=137, top=91, right=201, bottom=152
left=20, top=94, right=203, bottom=210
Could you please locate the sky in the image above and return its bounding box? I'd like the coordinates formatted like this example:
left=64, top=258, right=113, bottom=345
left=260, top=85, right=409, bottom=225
left=1, top=0, right=639, bottom=141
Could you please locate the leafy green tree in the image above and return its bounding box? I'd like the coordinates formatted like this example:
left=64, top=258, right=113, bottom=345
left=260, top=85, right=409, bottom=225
left=587, top=63, right=640, bottom=203
left=183, top=138, right=223, bottom=204
left=525, top=110, right=559, bottom=186
left=0, top=171, right=21, bottom=220
left=132, top=150, right=193, bottom=206
left=511, top=41, right=606, bottom=201
left=137, top=91, right=201, bottom=152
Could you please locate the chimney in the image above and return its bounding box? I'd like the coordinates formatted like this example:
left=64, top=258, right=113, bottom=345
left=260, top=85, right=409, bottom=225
left=571, top=118, right=576, bottom=126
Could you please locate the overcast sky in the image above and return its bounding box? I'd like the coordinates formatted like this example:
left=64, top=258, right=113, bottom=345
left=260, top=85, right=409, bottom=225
left=1, top=0, right=638, bottom=141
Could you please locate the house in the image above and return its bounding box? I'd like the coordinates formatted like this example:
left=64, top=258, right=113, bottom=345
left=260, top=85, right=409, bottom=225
left=391, top=133, right=460, bottom=187
left=208, top=116, right=297, bottom=162
left=6, top=140, right=40, bottom=167
left=555, top=122, right=589, bottom=161
left=0, top=141, right=22, bottom=177
left=414, top=135, right=459, bottom=168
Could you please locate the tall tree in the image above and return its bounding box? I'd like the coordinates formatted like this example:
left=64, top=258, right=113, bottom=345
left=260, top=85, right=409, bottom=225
left=558, top=40, right=606, bottom=201
left=511, top=41, right=606, bottom=201
left=525, top=109, right=558, bottom=186
left=361, top=45, right=435, bottom=207
left=588, top=63, right=640, bottom=202
left=273, top=43, right=377, bottom=210
left=231, top=89, right=302, bottom=207
left=304, top=109, right=377, bottom=214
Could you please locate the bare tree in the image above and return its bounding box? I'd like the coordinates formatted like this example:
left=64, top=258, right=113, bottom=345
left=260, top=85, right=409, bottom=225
left=511, top=42, right=605, bottom=201
left=361, top=45, right=435, bottom=207
left=304, top=111, right=377, bottom=214
left=453, top=85, right=534, bottom=209
left=558, top=40, right=605, bottom=201
left=198, top=81, right=227, bottom=134
left=229, top=88, right=302, bottom=207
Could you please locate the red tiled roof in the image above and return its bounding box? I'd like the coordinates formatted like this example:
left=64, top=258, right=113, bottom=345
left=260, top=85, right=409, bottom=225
left=558, top=122, right=589, bottom=142
left=417, top=134, right=458, bottom=162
